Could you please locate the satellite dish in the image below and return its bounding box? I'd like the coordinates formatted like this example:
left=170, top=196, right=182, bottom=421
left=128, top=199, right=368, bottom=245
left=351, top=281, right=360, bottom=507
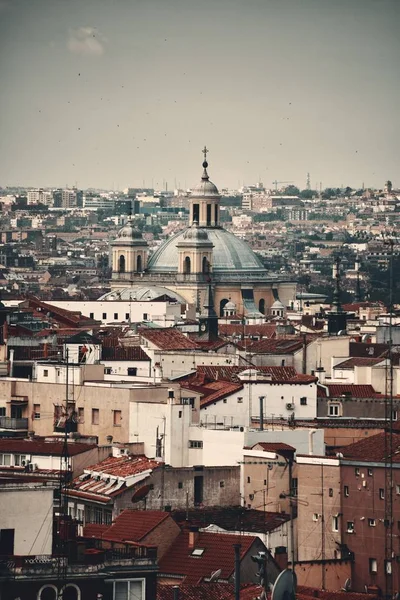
left=209, top=568, right=222, bottom=582
left=131, top=484, right=151, bottom=503
left=271, top=569, right=296, bottom=600
left=341, top=578, right=352, bottom=592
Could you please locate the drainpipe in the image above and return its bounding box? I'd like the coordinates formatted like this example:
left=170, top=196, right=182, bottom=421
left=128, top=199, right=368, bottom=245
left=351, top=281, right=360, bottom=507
left=309, top=429, right=316, bottom=455
left=173, top=586, right=179, bottom=600
left=9, top=348, right=14, bottom=378
left=259, top=396, right=265, bottom=431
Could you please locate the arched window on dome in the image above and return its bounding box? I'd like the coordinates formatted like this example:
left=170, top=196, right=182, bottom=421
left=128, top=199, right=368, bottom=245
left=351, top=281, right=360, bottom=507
left=220, top=298, right=229, bottom=317
left=137, top=255, right=142, bottom=273
left=184, top=256, right=191, bottom=275
left=202, top=256, right=209, bottom=274
left=259, top=299, right=265, bottom=315
left=119, top=255, right=126, bottom=273
left=214, top=204, right=218, bottom=226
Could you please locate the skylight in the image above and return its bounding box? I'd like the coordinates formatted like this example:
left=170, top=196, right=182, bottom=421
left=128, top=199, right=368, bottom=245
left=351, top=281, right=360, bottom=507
left=191, top=548, right=205, bottom=557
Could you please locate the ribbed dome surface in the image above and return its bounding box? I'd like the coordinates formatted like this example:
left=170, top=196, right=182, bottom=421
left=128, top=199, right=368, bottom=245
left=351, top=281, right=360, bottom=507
left=148, top=227, right=266, bottom=275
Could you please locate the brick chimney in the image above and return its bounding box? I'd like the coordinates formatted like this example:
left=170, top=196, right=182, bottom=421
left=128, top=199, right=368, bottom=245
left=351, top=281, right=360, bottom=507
left=274, top=546, right=288, bottom=570
left=188, top=527, right=199, bottom=550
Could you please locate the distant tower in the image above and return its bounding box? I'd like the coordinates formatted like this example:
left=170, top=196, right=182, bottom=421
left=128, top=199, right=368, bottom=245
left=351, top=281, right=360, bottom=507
left=198, top=284, right=219, bottom=341
left=111, top=220, right=148, bottom=282
left=306, top=173, right=311, bottom=191
left=328, top=256, right=347, bottom=335
left=385, top=180, right=393, bottom=194
left=189, top=147, right=221, bottom=227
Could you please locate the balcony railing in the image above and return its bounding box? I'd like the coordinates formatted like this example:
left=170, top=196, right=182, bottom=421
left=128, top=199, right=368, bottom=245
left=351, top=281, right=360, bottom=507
left=0, top=416, right=28, bottom=430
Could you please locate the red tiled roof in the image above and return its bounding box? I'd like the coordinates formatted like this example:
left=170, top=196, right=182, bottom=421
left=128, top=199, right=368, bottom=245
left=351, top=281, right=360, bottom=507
left=245, top=338, right=303, bottom=354
left=0, top=438, right=96, bottom=457
left=182, top=380, right=244, bottom=409
left=159, top=531, right=258, bottom=584
left=101, top=345, right=150, bottom=361
left=340, top=431, right=400, bottom=463
left=67, top=455, right=161, bottom=502
left=140, top=327, right=199, bottom=350
left=334, top=357, right=385, bottom=369
left=251, top=442, right=295, bottom=454
left=157, top=583, right=260, bottom=600
left=219, top=323, right=277, bottom=338
left=171, top=507, right=290, bottom=535
left=191, top=365, right=316, bottom=385
left=99, top=509, right=170, bottom=542
left=317, top=384, right=381, bottom=399
left=82, top=523, right=109, bottom=538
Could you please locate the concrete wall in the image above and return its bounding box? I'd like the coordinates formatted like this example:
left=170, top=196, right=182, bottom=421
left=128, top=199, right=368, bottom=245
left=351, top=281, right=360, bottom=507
left=49, top=299, right=182, bottom=326
left=0, top=483, right=54, bottom=555
left=200, top=380, right=318, bottom=428
left=245, top=429, right=325, bottom=456
left=295, top=559, right=352, bottom=591
left=296, top=458, right=341, bottom=563
left=294, top=337, right=350, bottom=377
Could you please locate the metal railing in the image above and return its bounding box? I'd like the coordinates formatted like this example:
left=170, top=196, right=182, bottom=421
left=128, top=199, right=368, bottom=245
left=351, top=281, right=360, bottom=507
left=0, top=416, right=28, bottom=430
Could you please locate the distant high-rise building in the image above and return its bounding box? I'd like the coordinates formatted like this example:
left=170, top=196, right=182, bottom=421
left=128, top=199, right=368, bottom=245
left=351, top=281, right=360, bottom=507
left=27, top=189, right=53, bottom=206
left=61, top=188, right=83, bottom=208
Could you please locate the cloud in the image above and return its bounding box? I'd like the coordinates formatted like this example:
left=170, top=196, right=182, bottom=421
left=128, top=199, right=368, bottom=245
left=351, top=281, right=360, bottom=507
left=67, top=26, right=106, bottom=57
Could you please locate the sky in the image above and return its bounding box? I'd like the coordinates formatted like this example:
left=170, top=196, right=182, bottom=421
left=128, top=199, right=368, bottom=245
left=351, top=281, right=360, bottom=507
left=0, top=0, right=399, bottom=191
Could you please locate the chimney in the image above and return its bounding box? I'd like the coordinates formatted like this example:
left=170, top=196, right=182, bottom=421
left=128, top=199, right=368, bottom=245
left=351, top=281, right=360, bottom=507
left=188, top=527, right=199, bottom=549
left=274, top=546, right=288, bottom=570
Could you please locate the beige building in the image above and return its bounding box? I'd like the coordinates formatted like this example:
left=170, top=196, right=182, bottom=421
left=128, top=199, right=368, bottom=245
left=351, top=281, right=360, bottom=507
left=111, top=149, right=296, bottom=315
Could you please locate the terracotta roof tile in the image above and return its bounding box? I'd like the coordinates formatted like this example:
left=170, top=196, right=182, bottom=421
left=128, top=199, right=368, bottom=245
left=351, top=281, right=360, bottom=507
left=191, top=365, right=316, bottom=385
left=340, top=431, right=400, bottom=463
left=159, top=531, right=258, bottom=584
left=101, top=345, right=151, bottom=361
left=140, top=327, right=199, bottom=350
left=99, top=509, right=170, bottom=542
left=251, top=442, right=296, bottom=454
left=334, top=357, right=385, bottom=369
left=318, top=384, right=381, bottom=399
left=0, top=438, right=96, bottom=457
left=245, top=339, right=304, bottom=354
left=157, top=583, right=260, bottom=600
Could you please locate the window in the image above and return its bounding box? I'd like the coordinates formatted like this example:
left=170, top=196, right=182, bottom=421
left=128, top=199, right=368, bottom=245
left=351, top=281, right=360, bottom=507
left=368, top=518, right=376, bottom=527
left=392, top=410, right=397, bottom=421
left=113, top=410, right=122, bottom=426
left=143, top=313, right=148, bottom=320
left=355, top=468, right=360, bottom=477
left=369, top=558, right=377, bottom=574
left=184, top=256, right=191, bottom=275
left=92, top=408, right=99, bottom=425
left=125, top=313, right=130, bottom=320
left=38, top=585, right=58, bottom=600
left=0, top=528, right=15, bottom=554
left=346, top=521, right=354, bottom=533
left=223, top=399, right=227, bottom=404
left=313, top=513, right=319, bottom=522
left=104, top=367, right=112, bottom=375
left=368, top=468, right=373, bottom=476
left=89, top=312, right=94, bottom=319
left=0, top=407, right=5, bottom=417
left=220, top=481, right=225, bottom=488
left=191, top=548, right=205, bottom=557
left=118, top=255, right=125, bottom=273
left=178, top=482, right=183, bottom=489
left=0, top=454, right=11, bottom=466
left=113, top=579, right=143, bottom=600
left=291, top=478, right=298, bottom=497
left=114, top=313, right=118, bottom=320
left=385, top=559, right=392, bottom=575
left=237, top=397, right=243, bottom=403
left=33, top=403, right=41, bottom=419
left=102, top=313, right=107, bottom=320
left=300, top=397, right=307, bottom=406
left=332, top=516, right=339, bottom=532
left=247, top=476, right=251, bottom=483
left=329, top=488, right=333, bottom=497
left=43, top=369, right=48, bottom=377
left=328, top=403, right=341, bottom=417
left=344, top=485, right=349, bottom=497
left=127, top=367, right=137, bottom=376
left=379, top=488, right=385, bottom=500
left=189, top=440, right=203, bottom=449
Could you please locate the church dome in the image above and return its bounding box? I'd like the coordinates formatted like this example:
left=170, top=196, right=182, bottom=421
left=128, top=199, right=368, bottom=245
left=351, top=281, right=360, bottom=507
left=191, top=178, right=220, bottom=198
left=148, top=227, right=266, bottom=279
left=112, top=220, right=147, bottom=247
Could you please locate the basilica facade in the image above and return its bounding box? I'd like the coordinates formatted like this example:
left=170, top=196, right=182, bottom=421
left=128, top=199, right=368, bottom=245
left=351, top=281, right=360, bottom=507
left=110, top=150, right=295, bottom=317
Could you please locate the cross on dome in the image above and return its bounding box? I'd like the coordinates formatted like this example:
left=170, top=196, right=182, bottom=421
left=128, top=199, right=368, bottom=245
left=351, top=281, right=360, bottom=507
left=202, top=145, right=209, bottom=179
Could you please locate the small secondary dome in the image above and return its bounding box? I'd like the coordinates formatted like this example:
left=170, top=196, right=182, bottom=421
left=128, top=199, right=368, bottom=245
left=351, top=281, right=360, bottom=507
left=224, top=301, right=236, bottom=310
left=117, top=222, right=143, bottom=240
left=182, top=222, right=210, bottom=242
left=271, top=299, right=285, bottom=309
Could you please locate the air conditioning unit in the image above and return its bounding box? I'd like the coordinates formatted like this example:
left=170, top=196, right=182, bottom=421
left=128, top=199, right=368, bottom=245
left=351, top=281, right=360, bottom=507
left=286, top=403, right=294, bottom=411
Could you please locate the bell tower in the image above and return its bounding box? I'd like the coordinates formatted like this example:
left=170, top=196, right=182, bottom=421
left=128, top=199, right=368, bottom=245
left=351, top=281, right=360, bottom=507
left=189, top=147, right=221, bottom=228
left=177, top=222, right=213, bottom=278
left=111, top=220, right=148, bottom=282
left=198, top=284, right=219, bottom=341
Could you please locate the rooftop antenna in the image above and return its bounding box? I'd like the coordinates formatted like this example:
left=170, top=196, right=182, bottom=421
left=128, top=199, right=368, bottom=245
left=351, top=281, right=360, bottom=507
left=306, top=172, right=311, bottom=190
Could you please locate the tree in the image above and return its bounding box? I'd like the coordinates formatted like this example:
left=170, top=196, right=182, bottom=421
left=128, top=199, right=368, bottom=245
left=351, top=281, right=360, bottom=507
left=300, top=189, right=318, bottom=199
left=283, top=185, right=300, bottom=196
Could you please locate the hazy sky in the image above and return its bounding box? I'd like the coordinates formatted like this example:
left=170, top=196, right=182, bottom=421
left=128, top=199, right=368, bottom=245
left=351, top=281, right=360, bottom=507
left=0, top=0, right=399, bottom=190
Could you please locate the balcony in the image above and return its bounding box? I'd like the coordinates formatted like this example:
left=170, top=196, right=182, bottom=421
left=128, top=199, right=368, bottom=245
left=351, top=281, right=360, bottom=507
left=0, top=416, right=29, bottom=431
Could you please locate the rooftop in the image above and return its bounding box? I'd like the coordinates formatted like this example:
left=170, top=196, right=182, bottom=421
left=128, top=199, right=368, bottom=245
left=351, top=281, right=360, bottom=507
left=0, top=438, right=96, bottom=457
left=140, top=327, right=199, bottom=351
left=84, top=509, right=170, bottom=542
